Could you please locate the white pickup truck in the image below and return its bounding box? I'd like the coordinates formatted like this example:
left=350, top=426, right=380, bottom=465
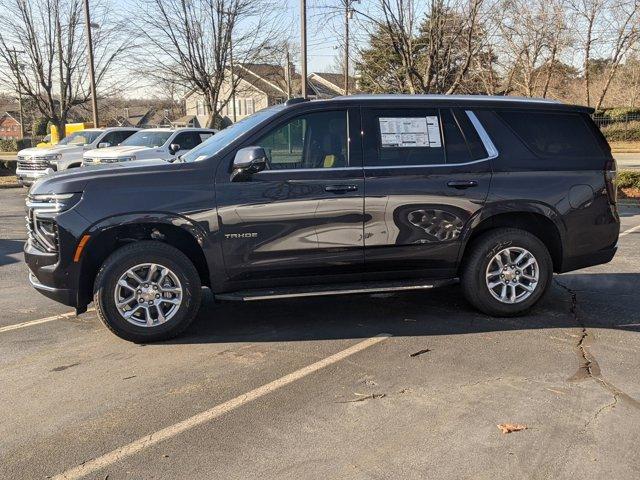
left=16, top=127, right=139, bottom=186
left=82, top=128, right=217, bottom=165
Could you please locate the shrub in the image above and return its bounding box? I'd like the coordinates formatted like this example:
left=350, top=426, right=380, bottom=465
left=618, top=171, right=640, bottom=189
left=0, top=138, right=31, bottom=152
left=601, top=107, right=640, bottom=120
left=601, top=121, right=640, bottom=142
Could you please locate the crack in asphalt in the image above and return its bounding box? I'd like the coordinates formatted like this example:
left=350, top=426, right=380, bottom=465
left=554, top=278, right=640, bottom=414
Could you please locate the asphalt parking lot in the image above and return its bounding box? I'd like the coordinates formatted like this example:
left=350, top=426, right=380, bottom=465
left=1, top=187, right=639, bottom=480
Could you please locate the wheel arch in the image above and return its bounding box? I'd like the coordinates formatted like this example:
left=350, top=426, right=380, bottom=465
left=76, top=214, right=211, bottom=307
left=459, top=205, right=565, bottom=273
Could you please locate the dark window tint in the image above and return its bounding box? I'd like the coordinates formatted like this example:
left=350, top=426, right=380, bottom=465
left=256, top=110, right=348, bottom=169
left=452, top=109, right=487, bottom=160
left=102, top=130, right=137, bottom=146
left=173, top=132, right=201, bottom=150
left=496, top=110, right=602, bottom=158
left=441, top=109, right=469, bottom=164
left=368, top=109, right=445, bottom=167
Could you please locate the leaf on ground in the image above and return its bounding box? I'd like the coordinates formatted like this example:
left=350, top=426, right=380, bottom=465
left=497, top=423, right=528, bottom=434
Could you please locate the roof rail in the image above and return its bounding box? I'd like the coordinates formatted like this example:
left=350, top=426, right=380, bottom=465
left=285, top=97, right=309, bottom=106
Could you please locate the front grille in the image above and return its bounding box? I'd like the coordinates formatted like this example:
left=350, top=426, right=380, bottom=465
left=18, top=160, right=51, bottom=171
left=26, top=199, right=60, bottom=255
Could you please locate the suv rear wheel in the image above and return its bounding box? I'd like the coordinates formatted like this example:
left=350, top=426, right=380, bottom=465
left=461, top=228, right=552, bottom=316
left=94, top=241, right=201, bottom=342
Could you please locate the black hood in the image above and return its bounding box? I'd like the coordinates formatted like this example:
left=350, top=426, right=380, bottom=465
left=30, top=159, right=173, bottom=195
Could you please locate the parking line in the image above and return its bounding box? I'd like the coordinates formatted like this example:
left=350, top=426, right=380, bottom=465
left=51, top=333, right=391, bottom=480
left=620, top=223, right=640, bottom=237
left=0, top=308, right=94, bottom=334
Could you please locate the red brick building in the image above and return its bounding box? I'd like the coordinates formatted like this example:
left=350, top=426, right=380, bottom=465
left=0, top=111, right=22, bottom=140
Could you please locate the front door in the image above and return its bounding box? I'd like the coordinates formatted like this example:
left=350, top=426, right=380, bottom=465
left=361, top=106, right=493, bottom=278
left=215, top=107, right=365, bottom=285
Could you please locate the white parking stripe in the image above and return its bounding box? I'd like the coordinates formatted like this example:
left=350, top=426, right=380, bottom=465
left=0, top=308, right=94, bottom=334
left=51, top=333, right=391, bottom=480
left=620, top=223, right=640, bottom=237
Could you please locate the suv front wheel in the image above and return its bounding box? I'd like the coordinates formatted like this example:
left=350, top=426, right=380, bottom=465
left=461, top=228, right=552, bottom=317
left=94, top=241, right=202, bottom=342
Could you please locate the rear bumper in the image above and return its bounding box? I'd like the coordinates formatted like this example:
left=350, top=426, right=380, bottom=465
left=559, top=245, right=617, bottom=273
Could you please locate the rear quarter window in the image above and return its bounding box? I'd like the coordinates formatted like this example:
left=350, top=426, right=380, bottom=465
left=496, top=110, right=603, bottom=159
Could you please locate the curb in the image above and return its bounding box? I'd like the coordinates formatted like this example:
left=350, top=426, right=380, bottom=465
left=0, top=183, right=22, bottom=189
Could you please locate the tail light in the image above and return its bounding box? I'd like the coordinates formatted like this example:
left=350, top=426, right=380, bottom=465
left=604, top=158, right=617, bottom=205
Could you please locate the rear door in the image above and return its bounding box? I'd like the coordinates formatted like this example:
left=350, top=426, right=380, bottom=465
left=214, top=107, right=365, bottom=285
left=362, top=106, right=494, bottom=278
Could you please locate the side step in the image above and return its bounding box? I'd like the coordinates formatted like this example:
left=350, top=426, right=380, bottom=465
left=215, top=278, right=457, bottom=301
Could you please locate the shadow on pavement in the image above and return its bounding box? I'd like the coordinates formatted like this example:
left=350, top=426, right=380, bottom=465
left=0, top=239, right=24, bottom=267
left=168, top=272, right=640, bottom=345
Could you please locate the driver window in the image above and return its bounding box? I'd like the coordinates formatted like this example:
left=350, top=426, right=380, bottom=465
left=256, top=110, right=348, bottom=169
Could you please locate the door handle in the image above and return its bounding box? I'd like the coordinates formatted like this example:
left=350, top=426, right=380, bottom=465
left=325, top=184, right=358, bottom=193
left=447, top=180, right=478, bottom=189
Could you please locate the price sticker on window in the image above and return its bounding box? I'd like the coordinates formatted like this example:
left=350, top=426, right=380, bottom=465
left=379, top=116, right=441, bottom=148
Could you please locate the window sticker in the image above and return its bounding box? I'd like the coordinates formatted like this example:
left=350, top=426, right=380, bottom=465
left=379, top=116, right=442, bottom=148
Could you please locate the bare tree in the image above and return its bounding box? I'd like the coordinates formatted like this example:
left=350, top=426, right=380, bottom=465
left=498, top=0, right=571, bottom=98
left=0, top=0, right=129, bottom=137
left=131, top=0, right=286, bottom=128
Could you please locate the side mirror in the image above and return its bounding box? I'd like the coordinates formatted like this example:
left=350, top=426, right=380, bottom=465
left=98, top=142, right=111, bottom=149
left=231, top=146, right=267, bottom=181
left=169, top=143, right=181, bottom=154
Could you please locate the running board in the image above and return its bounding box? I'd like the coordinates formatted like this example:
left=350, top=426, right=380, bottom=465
left=215, top=278, right=456, bottom=301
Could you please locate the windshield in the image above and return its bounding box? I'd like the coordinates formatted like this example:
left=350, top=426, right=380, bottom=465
left=121, top=131, right=173, bottom=148
left=182, top=105, right=285, bottom=162
left=58, top=130, right=102, bottom=146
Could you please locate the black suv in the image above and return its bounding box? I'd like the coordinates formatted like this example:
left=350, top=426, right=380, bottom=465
left=25, top=95, right=619, bottom=342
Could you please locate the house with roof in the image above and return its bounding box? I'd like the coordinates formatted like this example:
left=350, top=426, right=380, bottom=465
left=0, top=111, right=22, bottom=140
left=184, top=64, right=357, bottom=126
left=308, top=72, right=359, bottom=98
left=105, top=106, right=174, bottom=129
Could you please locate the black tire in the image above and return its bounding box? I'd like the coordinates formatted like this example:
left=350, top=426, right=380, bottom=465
left=93, top=241, right=202, bottom=342
left=460, top=228, right=552, bottom=317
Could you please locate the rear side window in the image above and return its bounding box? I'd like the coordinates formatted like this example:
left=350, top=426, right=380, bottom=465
left=441, top=109, right=488, bottom=163
left=367, top=109, right=445, bottom=167
left=496, top=110, right=602, bottom=158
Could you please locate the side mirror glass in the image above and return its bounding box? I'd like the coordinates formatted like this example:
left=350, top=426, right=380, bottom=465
left=169, top=143, right=181, bottom=154
left=98, top=142, right=111, bottom=149
left=232, top=146, right=267, bottom=181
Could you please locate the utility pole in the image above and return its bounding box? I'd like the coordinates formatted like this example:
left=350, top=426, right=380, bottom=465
left=344, top=0, right=357, bottom=95
left=285, top=44, right=292, bottom=99
left=7, top=48, right=25, bottom=139
left=83, top=0, right=99, bottom=128
left=344, top=1, right=349, bottom=95
left=230, top=39, right=237, bottom=122
left=300, top=0, right=308, bottom=98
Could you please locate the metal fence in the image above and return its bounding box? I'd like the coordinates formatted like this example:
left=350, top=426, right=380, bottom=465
left=592, top=114, right=640, bottom=141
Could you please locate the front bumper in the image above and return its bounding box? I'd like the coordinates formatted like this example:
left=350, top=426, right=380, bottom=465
left=28, top=271, right=76, bottom=307
left=16, top=167, right=55, bottom=186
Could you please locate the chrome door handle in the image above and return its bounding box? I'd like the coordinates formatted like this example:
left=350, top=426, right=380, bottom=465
left=325, top=184, right=358, bottom=193
left=447, top=180, right=478, bottom=189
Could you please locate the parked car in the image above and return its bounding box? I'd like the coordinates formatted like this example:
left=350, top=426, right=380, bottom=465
left=25, top=95, right=620, bottom=342
left=81, top=128, right=216, bottom=165
left=16, top=127, right=139, bottom=186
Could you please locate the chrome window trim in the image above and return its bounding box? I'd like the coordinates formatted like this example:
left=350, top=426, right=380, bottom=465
left=258, top=167, right=362, bottom=173
left=251, top=109, right=499, bottom=172
left=465, top=110, right=499, bottom=159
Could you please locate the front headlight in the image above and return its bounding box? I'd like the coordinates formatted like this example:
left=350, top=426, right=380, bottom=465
left=37, top=153, right=62, bottom=164
left=27, top=192, right=83, bottom=213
